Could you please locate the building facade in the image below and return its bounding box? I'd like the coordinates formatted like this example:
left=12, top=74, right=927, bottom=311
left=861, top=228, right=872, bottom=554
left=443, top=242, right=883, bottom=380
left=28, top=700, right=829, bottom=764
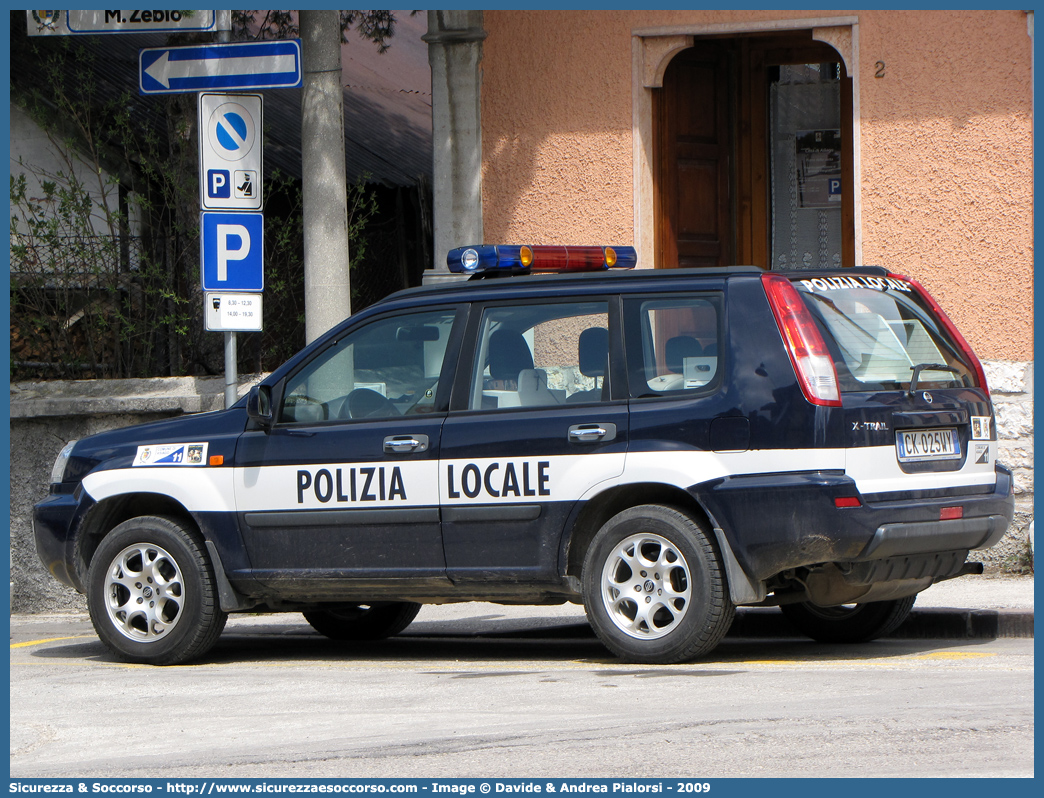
left=479, top=10, right=1032, bottom=359
left=428, top=9, right=1033, bottom=561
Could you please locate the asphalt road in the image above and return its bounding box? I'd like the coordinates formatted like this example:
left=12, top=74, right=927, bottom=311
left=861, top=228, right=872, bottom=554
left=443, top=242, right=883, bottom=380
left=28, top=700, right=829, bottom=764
left=9, top=609, right=1035, bottom=779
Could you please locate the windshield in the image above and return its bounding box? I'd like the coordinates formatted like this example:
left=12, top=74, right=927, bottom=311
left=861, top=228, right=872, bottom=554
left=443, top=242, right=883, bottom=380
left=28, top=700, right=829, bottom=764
left=794, top=275, right=976, bottom=393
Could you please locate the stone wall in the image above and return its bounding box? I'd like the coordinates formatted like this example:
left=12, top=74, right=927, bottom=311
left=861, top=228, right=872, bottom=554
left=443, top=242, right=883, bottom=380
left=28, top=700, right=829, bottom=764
left=982, top=360, right=1035, bottom=569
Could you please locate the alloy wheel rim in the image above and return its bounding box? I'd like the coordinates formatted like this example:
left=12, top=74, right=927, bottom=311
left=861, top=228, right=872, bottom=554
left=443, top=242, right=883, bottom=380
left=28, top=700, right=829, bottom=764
left=600, top=533, right=691, bottom=640
left=103, top=543, right=185, bottom=643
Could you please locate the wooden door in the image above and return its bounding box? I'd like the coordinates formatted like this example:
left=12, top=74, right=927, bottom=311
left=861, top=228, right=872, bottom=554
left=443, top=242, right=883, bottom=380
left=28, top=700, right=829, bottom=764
left=655, top=46, right=732, bottom=270
left=655, top=34, right=854, bottom=271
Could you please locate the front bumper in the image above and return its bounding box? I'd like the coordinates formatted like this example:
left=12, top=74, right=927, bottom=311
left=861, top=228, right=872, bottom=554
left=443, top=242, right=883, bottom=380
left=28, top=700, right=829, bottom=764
left=33, top=488, right=90, bottom=591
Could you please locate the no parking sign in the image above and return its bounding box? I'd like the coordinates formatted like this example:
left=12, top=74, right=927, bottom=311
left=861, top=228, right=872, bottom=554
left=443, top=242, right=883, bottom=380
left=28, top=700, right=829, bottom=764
left=199, top=93, right=262, bottom=211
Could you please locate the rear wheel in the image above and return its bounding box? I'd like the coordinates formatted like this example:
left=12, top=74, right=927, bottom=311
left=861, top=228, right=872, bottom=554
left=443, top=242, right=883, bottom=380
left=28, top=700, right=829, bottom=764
left=780, top=595, right=917, bottom=643
left=582, top=505, right=734, bottom=663
left=303, top=602, right=422, bottom=641
left=87, top=516, right=227, bottom=665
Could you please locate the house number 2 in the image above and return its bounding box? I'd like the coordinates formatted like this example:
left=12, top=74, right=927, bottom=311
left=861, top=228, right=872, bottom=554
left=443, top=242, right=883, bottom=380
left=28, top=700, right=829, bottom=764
left=875, top=61, right=886, bottom=78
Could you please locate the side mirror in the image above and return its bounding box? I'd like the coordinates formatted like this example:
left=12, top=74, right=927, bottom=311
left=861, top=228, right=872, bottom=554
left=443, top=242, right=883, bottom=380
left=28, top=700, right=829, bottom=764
left=246, top=385, right=273, bottom=430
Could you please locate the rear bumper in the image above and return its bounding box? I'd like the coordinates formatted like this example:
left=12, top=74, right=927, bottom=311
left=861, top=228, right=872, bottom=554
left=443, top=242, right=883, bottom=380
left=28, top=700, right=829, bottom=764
left=694, top=463, right=1015, bottom=583
left=863, top=514, right=1009, bottom=559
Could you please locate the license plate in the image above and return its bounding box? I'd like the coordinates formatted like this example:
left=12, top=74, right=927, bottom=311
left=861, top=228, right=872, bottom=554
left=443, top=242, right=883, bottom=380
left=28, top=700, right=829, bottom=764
left=896, top=428, right=961, bottom=462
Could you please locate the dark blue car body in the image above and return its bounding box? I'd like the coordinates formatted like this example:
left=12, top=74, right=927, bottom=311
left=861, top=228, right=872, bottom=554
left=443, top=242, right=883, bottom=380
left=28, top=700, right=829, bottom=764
left=34, top=266, right=1014, bottom=663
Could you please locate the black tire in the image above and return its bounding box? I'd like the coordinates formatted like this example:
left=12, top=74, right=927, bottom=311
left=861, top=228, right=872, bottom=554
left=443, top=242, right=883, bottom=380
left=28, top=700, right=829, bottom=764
left=303, top=602, right=422, bottom=641
left=780, top=595, right=917, bottom=643
left=581, top=505, right=735, bottom=664
left=87, top=516, right=228, bottom=665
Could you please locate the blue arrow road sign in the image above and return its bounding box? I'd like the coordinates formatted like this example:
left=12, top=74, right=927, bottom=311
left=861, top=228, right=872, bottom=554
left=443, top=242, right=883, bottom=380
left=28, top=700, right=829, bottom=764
left=201, top=212, right=264, bottom=292
left=140, top=40, right=302, bottom=94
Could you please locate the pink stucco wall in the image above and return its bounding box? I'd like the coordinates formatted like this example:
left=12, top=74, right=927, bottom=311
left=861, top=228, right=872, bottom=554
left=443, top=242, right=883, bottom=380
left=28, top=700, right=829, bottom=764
left=481, top=11, right=638, bottom=245
left=481, top=10, right=1033, bottom=361
left=858, top=11, right=1032, bottom=362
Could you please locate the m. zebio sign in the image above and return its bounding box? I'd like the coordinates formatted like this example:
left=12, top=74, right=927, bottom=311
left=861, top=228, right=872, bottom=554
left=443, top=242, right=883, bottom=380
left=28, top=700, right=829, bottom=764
left=27, top=10, right=217, bottom=35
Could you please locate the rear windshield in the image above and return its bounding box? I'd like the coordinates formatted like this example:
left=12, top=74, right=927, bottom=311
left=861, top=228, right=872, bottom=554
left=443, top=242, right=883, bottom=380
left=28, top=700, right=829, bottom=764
left=793, top=275, right=977, bottom=393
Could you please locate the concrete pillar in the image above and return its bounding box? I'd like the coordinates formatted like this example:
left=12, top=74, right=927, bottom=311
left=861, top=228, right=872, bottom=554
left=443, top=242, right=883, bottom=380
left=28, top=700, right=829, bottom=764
left=423, top=10, right=485, bottom=284
left=301, top=10, right=351, bottom=343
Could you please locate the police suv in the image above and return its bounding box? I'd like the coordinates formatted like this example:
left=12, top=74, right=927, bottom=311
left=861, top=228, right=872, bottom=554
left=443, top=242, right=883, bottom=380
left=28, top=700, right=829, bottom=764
left=34, top=245, right=1015, bottom=665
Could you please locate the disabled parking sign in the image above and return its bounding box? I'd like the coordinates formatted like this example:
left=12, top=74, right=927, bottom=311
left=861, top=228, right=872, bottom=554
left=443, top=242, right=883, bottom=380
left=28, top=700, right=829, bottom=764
left=199, top=93, right=262, bottom=210
left=201, top=212, right=264, bottom=292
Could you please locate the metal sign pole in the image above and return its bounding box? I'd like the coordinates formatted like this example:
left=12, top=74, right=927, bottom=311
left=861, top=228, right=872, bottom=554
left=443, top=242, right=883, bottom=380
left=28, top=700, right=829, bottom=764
left=217, top=16, right=234, bottom=410
left=224, top=330, right=238, bottom=408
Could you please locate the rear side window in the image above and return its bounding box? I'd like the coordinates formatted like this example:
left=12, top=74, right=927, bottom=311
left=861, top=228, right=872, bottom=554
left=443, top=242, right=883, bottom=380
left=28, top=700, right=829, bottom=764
left=467, top=301, right=611, bottom=410
left=624, top=296, right=722, bottom=397
left=794, top=276, right=976, bottom=392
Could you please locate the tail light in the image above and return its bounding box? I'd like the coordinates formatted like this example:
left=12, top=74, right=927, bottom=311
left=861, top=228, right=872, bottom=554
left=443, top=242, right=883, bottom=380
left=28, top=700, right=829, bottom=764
left=892, top=273, right=990, bottom=399
left=762, top=273, right=841, bottom=407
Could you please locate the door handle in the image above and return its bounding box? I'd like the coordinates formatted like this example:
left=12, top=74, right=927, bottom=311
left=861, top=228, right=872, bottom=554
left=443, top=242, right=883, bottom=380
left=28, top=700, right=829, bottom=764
left=383, top=434, right=429, bottom=453
left=568, top=423, right=616, bottom=443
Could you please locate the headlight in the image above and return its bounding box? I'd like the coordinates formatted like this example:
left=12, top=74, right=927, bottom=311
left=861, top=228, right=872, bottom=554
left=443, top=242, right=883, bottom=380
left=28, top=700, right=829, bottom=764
left=50, top=440, right=78, bottom=485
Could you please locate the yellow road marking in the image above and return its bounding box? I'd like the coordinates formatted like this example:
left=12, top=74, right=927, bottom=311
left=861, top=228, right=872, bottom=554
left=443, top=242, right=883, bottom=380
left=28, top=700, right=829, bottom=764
left=738, top=660, right=810, bottom=665
left=8, top=635, right=1003, bottom=667
left=10, top=635, right=94, bottom=649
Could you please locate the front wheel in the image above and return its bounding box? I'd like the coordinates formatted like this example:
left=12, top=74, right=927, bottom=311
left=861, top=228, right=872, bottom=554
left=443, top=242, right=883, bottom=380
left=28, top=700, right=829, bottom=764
left=303, top=602, right=422, bottom=641
left=87, top=516, right=227, bottom=665
left=780, top=595, right=917, bottom=643
left=582, top=505, right=734, bottom=664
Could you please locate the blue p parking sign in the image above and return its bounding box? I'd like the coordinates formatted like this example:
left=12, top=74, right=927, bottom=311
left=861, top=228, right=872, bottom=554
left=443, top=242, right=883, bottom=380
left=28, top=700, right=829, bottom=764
left=201, top=212, right=264, bottom=292
left=208, top=169, right=231, bottom=198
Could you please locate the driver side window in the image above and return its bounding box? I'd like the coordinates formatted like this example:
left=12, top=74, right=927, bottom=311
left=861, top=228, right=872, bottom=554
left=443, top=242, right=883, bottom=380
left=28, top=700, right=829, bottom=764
left=280, top=309, right=457, bottom=424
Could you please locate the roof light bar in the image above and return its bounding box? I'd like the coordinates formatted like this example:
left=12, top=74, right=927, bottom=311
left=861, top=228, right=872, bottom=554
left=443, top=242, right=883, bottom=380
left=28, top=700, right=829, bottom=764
left=447, top=245, right=637, bottom=274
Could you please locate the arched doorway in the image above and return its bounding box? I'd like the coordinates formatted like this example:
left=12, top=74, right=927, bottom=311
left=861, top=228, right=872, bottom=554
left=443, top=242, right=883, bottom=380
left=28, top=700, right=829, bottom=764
left=654, top=32, right=854, bottom=270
